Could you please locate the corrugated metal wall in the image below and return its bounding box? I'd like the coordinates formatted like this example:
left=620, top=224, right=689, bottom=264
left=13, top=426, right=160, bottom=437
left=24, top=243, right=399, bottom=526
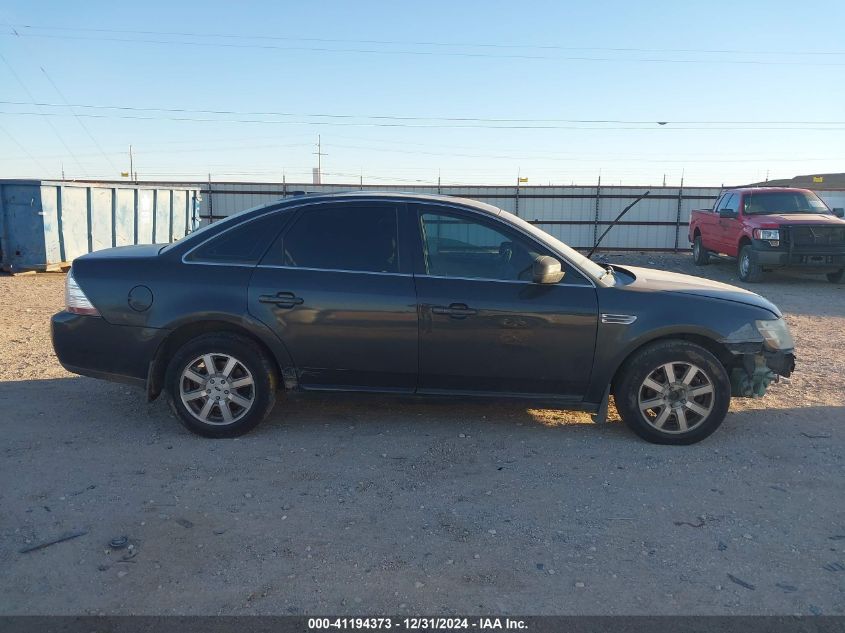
left=196, top=182, right=845, bottom=251
left=0, top=180, right=200, bottom=270
left=5, top=181, right=839, bottom=264
left=198, top=182, right=723, bottom=251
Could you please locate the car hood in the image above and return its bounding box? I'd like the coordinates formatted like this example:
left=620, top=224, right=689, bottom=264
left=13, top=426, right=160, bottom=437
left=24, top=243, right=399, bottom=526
left=618, top=265, right=781, bottom=317
left=76, top=244, right=166, bottom=261
left=749, top=213, right=845, bottom=225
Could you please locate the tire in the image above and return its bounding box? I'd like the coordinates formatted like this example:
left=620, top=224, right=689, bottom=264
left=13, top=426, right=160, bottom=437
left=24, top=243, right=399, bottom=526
left=613, top=340, right=731, bottom=445
left=692, top=235, right=710, bottom=265
left=827, top=269, right=844, bottom=284
left=738, top=245, right=763, bottom=283
left=165, top=333, right=277, bottom=438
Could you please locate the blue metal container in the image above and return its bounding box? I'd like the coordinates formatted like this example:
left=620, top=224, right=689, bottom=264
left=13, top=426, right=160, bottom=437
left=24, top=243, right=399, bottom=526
left=0, top=180, right=200, bottom=270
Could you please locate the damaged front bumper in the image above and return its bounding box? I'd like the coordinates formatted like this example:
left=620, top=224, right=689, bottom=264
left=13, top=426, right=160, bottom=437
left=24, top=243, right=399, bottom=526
left=722, top=318, right=795, bottom=398
left=725, top=343, right=796, bottom=398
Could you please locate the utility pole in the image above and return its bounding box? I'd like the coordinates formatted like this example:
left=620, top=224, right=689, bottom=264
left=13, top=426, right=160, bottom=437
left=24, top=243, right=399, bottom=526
left=129, top=145, right=134, bottom=181
left=593, top=172, right=602, bottom=249
left=61, top=161, right=65, bottom=180
left=313, top=135, right=327, bottom=185
left=207, top=173, right=214, bottom=223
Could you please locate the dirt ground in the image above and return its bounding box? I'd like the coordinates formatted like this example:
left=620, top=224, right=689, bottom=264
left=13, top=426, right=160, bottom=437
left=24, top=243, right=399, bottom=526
left=0, top=253, right=843, bottom=615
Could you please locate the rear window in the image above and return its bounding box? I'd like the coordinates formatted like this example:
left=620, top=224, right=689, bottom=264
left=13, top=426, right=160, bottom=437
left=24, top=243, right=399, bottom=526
left=279, top=204, right=399, bottom=273
left=743, top=191, right=830, bottom=215
left=186, top=213, right=284, bottom=264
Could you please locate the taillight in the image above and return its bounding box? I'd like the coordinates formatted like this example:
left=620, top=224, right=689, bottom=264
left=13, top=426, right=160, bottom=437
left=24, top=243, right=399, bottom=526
left=65, top=269, right=100, bottom=316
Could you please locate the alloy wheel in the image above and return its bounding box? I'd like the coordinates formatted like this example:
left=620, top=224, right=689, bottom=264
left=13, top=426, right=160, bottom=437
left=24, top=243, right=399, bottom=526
left=637, top=361, right=715, bottom=434
left=179, top=353, right=255, bottom=425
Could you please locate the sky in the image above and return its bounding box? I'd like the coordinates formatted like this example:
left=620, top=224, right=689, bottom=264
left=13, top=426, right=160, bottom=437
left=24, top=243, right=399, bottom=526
left=1, top=0, right=844, bottom=187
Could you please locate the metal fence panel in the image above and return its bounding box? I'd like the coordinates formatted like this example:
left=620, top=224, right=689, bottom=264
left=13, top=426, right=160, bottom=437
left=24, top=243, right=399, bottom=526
left=91, top=187, right=113, bottom=252
left=60, top=186, right=88, bottom=261
left=115, top=188, right=136, bottom=246
left=186, top=182, right=845, bottom=252
left=0, top=180, right=199, bottom=270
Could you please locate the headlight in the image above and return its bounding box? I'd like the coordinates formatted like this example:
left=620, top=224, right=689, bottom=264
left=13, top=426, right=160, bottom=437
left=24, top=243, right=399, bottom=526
left=755, top=318, right=794, bottom=350
left=753, top=229, right=780, bottom=240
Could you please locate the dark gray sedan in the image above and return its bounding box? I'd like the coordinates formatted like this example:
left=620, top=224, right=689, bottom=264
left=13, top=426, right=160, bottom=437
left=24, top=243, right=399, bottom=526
left=52, top=193, right=795, bottom=444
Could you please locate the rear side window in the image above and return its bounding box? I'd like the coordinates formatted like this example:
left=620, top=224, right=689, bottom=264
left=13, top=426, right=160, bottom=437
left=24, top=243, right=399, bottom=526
left=279, top=204, right=399, bottom=273
left=187, top=213, right=284, bottom=264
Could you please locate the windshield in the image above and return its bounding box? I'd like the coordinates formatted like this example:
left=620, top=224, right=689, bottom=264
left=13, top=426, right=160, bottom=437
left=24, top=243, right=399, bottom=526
left=743, top=191, right=831, bottom=215
left=501, top=210, right=610, bottom=283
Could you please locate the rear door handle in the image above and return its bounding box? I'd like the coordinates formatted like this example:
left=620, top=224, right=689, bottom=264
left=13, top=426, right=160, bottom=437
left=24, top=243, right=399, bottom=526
left=431, top=303, right=478, bottom=318
left=259, top=291, right=304, bottom=309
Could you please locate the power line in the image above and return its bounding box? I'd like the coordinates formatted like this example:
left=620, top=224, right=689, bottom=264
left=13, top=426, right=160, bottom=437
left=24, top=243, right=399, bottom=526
left=5, top=31, right=845, bottom=67
left=38, top=66, right=119, bottom=173
left=3, top=108, right=845, bottom=131
left=2, top=99, right=844, bottom=126
left=0, top=122, right=48, bottom=172
left=11, top=23, right=845, bottom=58
left=327, top=142, right=845, bottom=164
left=2, top=17, right=119, bottom=173
left=0, top=51, right=88, bottom=176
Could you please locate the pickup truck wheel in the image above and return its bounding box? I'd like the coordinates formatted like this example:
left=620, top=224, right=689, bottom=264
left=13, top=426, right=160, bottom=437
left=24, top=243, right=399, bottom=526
left=613, top=340, right=731, bottom=445
left=165, top=333, right=277, bottom=438
left=692, top=236, right=710, bottom=265
left=827, top=269, right=844, bottom=284
left=738, top=245, right=763, bottom=282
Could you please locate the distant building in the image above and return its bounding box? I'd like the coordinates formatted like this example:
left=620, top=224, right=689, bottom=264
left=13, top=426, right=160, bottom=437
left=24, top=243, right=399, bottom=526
left=745, top=173, right=845, bottom=190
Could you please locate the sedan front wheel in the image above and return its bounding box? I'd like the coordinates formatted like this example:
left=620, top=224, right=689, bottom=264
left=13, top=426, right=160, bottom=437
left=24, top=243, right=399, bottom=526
left=613, top=340, right=731, bottom=445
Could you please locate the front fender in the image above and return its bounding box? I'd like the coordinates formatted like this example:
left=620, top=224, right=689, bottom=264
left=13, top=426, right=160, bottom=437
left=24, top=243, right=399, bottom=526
left=586, top=287, right=776, bottom=403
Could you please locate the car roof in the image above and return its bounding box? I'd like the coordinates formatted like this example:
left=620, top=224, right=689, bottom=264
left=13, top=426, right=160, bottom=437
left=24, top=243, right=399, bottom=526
left=725, top=187, right=815, bottom=195
left=268, top=191, right=505, bottom=216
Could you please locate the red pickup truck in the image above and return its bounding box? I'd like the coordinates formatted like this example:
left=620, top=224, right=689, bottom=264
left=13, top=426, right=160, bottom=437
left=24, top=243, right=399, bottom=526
left=689, top=187, right=845, bottom=283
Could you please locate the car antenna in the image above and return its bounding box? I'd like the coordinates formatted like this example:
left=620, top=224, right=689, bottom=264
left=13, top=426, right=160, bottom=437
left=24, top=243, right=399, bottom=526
left=587, top=191, right=651, bottom=259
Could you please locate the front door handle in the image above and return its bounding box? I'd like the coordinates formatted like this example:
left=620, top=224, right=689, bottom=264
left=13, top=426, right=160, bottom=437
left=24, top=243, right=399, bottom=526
left=431, top=303, right=478, bottom=318
left=259, top=291, right=304, bottom=309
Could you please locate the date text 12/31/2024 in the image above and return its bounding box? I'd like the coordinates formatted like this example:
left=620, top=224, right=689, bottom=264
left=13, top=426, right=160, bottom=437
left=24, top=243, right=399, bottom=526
left=307, top=617, right=528, bottom=630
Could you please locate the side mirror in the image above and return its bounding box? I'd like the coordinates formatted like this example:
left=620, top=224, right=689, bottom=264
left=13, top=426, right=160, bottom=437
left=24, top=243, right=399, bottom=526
left=833, top=208, right=844, bottom=218
left=533, top=256, right=565, bottom=284
left=719, top=208, right=738, bottom=219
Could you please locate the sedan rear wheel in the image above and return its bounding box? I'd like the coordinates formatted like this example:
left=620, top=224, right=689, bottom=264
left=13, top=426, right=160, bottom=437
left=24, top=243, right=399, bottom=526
left=180, top=353, right=256, bottom=426
left=166, top=333, right=277, bottom=438
left=613, top=340, right=731, bottom=445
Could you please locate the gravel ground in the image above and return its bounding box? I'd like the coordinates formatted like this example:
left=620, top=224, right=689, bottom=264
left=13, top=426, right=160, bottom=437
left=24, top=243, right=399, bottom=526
left=0, top=253, right=843, bottom=616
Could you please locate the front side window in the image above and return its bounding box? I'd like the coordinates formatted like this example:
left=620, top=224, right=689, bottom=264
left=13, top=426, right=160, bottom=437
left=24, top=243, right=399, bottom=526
left=281, top=204, right=399, bottom=273
left=419, top=211, right=546, bottom=282
left=186, top=212, right=283, bottom=264
left=743, top=191, right=830, bottom=215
